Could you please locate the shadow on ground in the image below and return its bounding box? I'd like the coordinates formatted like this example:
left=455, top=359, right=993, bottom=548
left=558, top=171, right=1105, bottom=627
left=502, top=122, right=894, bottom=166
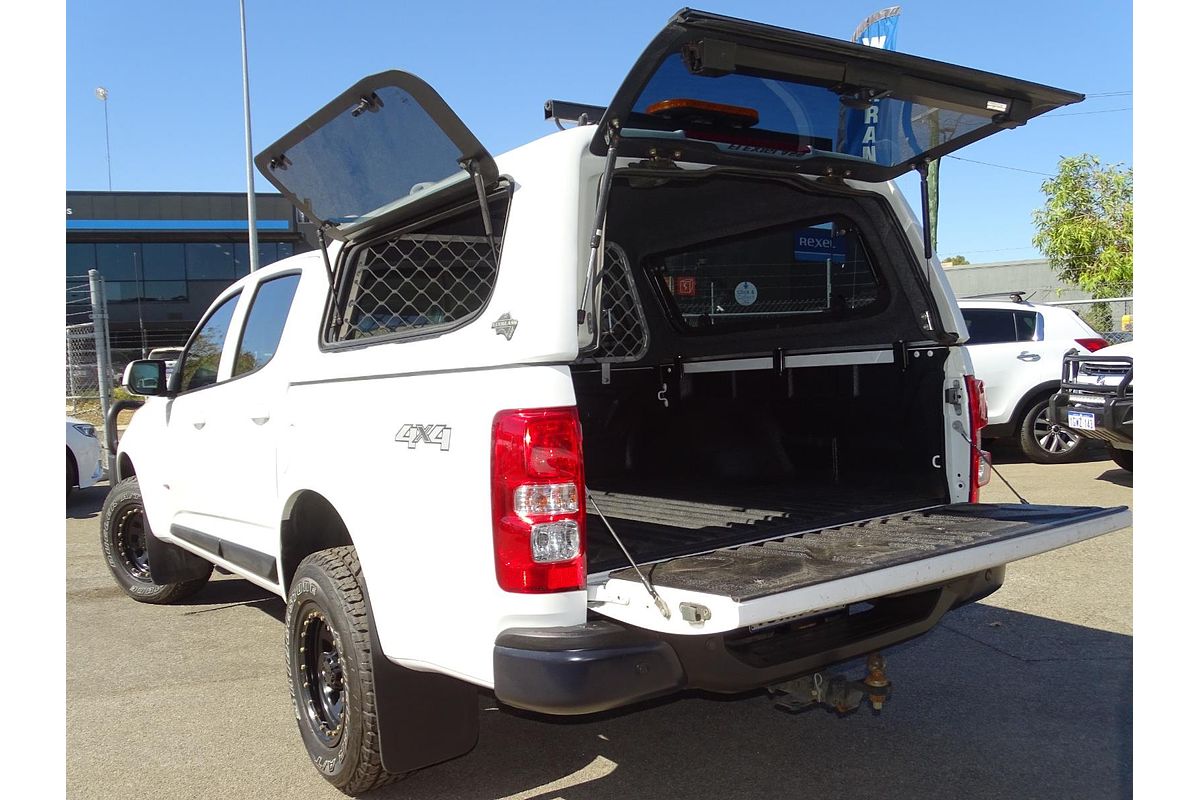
left=221, top=587, right=1130, bottom=800
left=984, top=438, right=1109, bottom=466
left=1096, top=468, right=1133, bottom=488
left=66, top=483, right=109, bottom=521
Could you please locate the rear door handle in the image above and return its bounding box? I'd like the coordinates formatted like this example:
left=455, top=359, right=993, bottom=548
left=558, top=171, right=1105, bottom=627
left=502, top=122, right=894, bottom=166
left=250, top=415, right=270, bottom=426
left=192, top=420, right=206, bottom=430
left=1017, top=351, right=1040, bottom=362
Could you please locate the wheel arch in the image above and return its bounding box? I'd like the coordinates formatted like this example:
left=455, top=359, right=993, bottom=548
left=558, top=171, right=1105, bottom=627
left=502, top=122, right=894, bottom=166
left=280, top=489, right=354, bottom=595
left=115, top=452, right=136, bottom=481
left=1011, top=380, right=1063, bottom=433
left=66, top=446, right=79, bottom=485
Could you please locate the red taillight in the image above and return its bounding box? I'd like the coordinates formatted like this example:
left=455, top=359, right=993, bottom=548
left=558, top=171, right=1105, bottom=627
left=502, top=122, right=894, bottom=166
left=491, top=407, right=586, bottom=593
left=964, top=375, right=991, bottom=503
left=1075, top=337, right=1109, bottom=353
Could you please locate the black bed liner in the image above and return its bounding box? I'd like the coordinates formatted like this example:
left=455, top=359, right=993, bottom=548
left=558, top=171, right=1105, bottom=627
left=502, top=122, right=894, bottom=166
left=585, top=481, right=940, bottom=573
left=604, top=503, right=1124, bottom=601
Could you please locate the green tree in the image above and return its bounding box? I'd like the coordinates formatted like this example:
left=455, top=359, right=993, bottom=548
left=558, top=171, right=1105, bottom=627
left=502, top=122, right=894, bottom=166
left=1032, top=154, right=1132, bottom=299
left=944, top=255, right=970, bottom=265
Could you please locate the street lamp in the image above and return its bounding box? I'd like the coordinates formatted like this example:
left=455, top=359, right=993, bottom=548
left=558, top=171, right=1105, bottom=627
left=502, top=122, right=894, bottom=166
left=239, top=0, right=260, bottom=271
left=94, top=86, right=112, bottom=191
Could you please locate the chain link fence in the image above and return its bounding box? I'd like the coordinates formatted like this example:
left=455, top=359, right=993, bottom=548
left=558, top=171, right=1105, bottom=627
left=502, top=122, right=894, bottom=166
left=1039, top=282, right=1133, bottom=345
left=66, top=271, right=115, bottom=469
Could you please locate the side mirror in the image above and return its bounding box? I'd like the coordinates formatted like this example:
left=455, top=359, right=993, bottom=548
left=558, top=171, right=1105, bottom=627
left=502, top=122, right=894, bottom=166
left=123, top=360, right=168, bottom=396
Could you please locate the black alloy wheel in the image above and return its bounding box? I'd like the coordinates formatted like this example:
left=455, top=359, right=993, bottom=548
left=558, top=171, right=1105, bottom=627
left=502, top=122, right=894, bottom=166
left=297, top=608, right=347, bottom=747
left=114, top=504, right=153, bottom=583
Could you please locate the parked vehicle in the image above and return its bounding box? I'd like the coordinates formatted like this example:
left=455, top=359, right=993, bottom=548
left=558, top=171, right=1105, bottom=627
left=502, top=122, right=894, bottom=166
left=146, top=346, right=184, bottom=384
left=957, top=295, right=1108, bottom=463
left=103, top=10, right=1129, bottom=795
left=67, top=417, right=103, bottom=496
left=1050, top=340, right=1133, bottom=470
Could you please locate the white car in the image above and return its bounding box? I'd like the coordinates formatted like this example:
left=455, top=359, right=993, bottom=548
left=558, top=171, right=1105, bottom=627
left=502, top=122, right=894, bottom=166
left=146, top=347, right=184, bottom=384
left=102, top=13, right=1130, bottom=794
left=958, top=296, right=1109, bottom=463
left=66, top=417, right=103, bottom=496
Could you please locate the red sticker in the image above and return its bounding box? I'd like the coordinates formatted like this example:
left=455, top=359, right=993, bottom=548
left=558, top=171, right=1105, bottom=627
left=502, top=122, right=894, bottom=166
left=676, top=276, right=697, bottom=297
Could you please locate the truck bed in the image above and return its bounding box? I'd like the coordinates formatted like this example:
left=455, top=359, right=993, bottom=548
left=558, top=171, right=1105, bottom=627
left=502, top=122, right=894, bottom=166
left=585, top=481, right=931, bottom=573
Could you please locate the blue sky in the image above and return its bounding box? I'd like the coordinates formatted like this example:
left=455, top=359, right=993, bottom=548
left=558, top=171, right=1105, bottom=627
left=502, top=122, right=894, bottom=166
left=65, top=0, right=1131, bottom=263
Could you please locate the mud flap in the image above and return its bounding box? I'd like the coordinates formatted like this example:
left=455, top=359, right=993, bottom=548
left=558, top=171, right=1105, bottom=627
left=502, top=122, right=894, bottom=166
left=362, top=587, right=479, bottom=773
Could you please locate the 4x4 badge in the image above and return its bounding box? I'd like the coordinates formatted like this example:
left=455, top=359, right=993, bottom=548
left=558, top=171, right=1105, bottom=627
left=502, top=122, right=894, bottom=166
left=492, top=313, right=518, bottom=341
left=395, top=424, right=451, bottom=451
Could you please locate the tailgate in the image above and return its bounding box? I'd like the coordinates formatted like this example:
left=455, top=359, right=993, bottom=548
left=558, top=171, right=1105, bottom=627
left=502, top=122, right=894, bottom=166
left=587, top=503, right=1129, bottom=636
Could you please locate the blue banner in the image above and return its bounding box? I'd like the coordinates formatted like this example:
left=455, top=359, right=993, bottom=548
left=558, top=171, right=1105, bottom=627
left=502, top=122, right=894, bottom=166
left=841, top=7, right=902, bottom=163
left=851, top=5, right=901, bottom=50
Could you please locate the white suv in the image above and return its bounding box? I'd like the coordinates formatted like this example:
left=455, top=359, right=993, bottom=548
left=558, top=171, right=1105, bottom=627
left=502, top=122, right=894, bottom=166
left=958, top=296, right=1108, bottom=463
left=101, top=11, right=1129, bottom=795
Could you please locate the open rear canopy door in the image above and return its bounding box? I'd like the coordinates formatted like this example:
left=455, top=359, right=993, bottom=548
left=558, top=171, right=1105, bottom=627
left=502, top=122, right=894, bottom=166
left=255, top=71, right=497, bottom=241
left=593, top=9, right=1083, bottom=181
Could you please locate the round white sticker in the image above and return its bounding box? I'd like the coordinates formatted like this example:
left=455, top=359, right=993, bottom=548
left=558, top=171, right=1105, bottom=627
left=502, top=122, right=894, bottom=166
left=734, top=281, right=758, bottom=306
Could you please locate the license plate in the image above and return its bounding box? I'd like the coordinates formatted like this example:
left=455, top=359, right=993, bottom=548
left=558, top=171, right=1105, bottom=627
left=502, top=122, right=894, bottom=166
left=1067, top=411, right=1096, bottom=431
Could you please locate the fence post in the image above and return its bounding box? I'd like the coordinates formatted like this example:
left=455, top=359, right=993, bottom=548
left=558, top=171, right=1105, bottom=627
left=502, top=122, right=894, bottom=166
left=88, top=269, right=114, bottom=470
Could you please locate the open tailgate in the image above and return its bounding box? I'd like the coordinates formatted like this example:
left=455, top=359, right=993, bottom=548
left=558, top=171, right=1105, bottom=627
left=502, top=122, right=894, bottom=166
left=587, top=502, right=1129, bottom=636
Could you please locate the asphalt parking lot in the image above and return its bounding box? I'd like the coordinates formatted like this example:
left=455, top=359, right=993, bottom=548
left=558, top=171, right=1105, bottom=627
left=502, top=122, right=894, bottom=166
left=66, top=449, right=1131, bottom=800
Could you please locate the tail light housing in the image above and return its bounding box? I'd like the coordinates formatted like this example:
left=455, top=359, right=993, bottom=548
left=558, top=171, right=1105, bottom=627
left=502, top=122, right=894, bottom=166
left=964, top=375, right=991, bottom=502
left=1074, top=337, right=1109, bottom=352
left=491, top=407, right=587, bottom=592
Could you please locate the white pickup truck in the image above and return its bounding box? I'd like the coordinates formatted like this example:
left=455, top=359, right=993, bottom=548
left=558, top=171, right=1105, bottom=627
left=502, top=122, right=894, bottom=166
left=105, top=10, right=1129, bottom=795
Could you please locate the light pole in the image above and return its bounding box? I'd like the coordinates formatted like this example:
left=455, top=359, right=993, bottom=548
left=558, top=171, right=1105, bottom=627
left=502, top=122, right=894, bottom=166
left=94, top=86, right=112, bottom=191
left=239, top=0, right=260, bottom=272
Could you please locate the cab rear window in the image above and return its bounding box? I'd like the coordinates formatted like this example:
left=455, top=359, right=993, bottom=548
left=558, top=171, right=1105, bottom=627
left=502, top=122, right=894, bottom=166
left=650, top=217, right=881, bottom=331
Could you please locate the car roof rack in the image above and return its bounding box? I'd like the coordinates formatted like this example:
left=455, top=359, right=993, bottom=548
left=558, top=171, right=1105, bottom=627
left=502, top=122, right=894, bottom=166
left=544, top=99, right=606, bottom=129
left=964, top=291, right=1028, bottom=303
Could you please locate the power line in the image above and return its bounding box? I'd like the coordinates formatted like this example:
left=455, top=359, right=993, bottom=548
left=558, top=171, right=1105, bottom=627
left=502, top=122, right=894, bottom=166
left=945, top=155, right=1054, bottom=177
left=940, top=245, right=1042, bottom=255
left=1042, top=107, right=1132, bottom=117
left=1085, top=90, right=1132, bottom=97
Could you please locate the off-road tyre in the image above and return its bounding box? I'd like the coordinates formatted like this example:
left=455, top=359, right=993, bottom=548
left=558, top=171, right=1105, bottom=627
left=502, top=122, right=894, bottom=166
left=1018, top=397, right=1083, bottom=464
left=285, top=546, right=403, bottom=796
left=1109, top=447, right=1133, bottom=472
left=100, top=476, right=213, bottom=603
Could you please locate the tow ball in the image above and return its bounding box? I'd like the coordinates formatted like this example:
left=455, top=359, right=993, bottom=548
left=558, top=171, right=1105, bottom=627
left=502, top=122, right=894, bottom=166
left=768, top=652, right=892, bottom=716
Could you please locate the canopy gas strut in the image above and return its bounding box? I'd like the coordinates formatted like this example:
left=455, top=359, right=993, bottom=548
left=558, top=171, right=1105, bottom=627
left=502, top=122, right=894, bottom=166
left=578, top=120, right=622, bottom=347
left=587, top=489, right=671, bottom=620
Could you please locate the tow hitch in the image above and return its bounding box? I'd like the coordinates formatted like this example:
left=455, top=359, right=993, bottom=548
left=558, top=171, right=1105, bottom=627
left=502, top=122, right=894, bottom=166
left=768, top=652, right=892, bottom=716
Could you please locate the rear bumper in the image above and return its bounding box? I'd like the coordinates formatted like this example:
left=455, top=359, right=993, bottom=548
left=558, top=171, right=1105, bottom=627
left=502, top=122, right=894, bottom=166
left=493, top=568, right=1001, bottom=715
left=1049, top=392, right=1133, bottom=447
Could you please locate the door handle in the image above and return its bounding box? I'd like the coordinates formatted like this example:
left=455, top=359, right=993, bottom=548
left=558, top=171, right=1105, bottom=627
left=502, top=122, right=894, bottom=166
left=1017, top=351, right=1040, bottom=362
left=250, top=415, right=270, bottom=426
left=192, top=420, right=206, bottom=430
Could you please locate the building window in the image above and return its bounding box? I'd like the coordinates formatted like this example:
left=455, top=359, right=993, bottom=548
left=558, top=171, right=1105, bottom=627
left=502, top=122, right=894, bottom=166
left=142, top=243, right=186, bottom=280
left=142, top=281, right=189, bottom=301
left=186, top=243, right=237, bottom=280
left=67, top=243, right=96, bottom=277
left=234, top=242, right=285, bottom=276
left=96, top=243, right=141, bottom=281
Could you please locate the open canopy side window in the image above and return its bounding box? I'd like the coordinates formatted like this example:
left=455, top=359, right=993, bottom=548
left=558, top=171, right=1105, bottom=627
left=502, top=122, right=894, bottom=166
left=255, top=71, right=497, bottom=241
left=593, top=9, right=1083, bottom=182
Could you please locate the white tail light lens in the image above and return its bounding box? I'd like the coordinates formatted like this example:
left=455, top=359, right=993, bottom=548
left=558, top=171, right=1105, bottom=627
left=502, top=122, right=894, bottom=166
left=530, top=520, right=581, bottom=563
left=514, top=483, right=579, bottom=517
